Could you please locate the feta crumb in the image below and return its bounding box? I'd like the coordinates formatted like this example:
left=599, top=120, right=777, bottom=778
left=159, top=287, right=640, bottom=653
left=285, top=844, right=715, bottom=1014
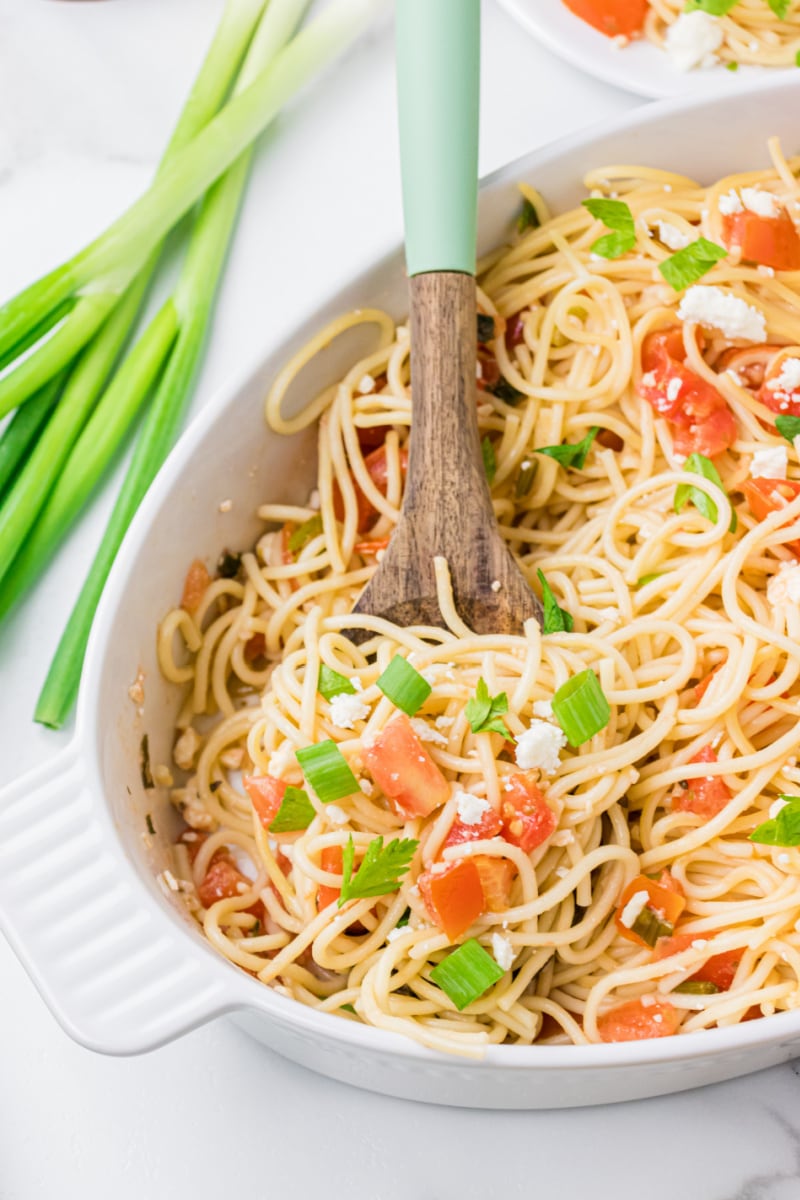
left=778, top=852, right=791, bottom=867
left=726, top=367, right=744, bottom=386
left=491, top=932, right=515, bottom=972
left=515, top=720, right=567, bottom=774
left=691, top=939, right=708, bottom=951
left=128, top=668, right=145, bottom=706
left=325, top=805, right=348, bottom=826
left=359, top=778, right=375, bottom=797
left=618, top=888, right=649, bottom=929
left=767, top=562, right=800, bottom=607
left=653, top=1013, right=663, bottom=1024
left=329, top=692, right=370, bottom=729
left=173, top=726, right=201, bottom=771
left=641, top=370, right=657, bottom=388
left=664, top=11, right=723, bottom=72
left=357, top=374, right=374, bottom=394
left=454, top=790, right=492, bottom=825
left=758, top=265, right=776, bottom=278
left=435, top=715, right=455, bottom=730
left=719, top=189, right=744, bottom=217
left=748, top=39, right=759, bottom=52
left=532, top=699, right=553, bottom=720
left=677, top=286, right=766, bottom=343
left=550, top=830, right=574, bottom=847
left=172, top=778, right=214, bottom=831
left=750, top=445, right=788, bottom=481
left=409, top=717, right=448, bottom=747
left=657, top=221, right=691, bottom=251
left=268, top=743, right=298, bottom=778
left=741, top=187, right=781, bottom=218
left=386, top=925, right=409, bottom=943
left=666, top=376, right=683, bottom=403
left=597, top=606, right=620, bottom=622
left=220, top=746, right=244, bottom=770
left=769, top=357, right=800, bottom=394
left=308, top=489, right=321, bottom=511
left=555, top=866, right=570, bottom=879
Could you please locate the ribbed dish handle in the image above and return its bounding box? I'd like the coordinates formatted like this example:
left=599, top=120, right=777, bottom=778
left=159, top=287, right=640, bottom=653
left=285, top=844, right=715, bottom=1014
left=0, top=745, right=248, bottom=1054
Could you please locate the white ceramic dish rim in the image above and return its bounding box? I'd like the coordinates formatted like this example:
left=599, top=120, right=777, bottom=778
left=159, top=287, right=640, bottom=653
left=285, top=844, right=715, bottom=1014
left=494, top=0, right=796, bottom=100
left=2, top=77, right=800, bottom=1091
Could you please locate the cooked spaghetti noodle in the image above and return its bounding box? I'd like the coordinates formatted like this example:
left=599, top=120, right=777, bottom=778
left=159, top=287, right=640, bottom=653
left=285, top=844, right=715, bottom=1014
left=158, top=138, right=800, bottom=1057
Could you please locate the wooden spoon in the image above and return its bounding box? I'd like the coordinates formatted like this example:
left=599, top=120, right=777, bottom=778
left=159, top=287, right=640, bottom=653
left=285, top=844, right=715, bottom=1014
left=351, top=0, right=541, bottom=636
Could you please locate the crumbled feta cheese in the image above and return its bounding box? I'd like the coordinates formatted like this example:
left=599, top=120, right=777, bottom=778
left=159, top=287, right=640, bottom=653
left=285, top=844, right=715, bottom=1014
left=691, top=939, right=708, bottom=951
left=666, top=376, right=682, bottom=403
left=750, top=445, right=788, bottom=481
left=220, top=746, right=244, bottom=770
left=515, top=720, right=567, bottom=774
left=555, top=866, right=570, bottom=879
left=618, top=889, right=650, bottom=929
left=550, top=830, right=574, bottom=847
left=455, top=791, right=492, bottom=825
left=778, top=852, right=791, bottom=866
left=726, top=367, right=744, bottom=386
left=718, top=189, right=744, bottom=217
left=641, top=370, right=657, bottom=388
left=759, top=265, right=776, bottom=278
left=741, top=187, right=781, bottom=218
left=409, top=717, right=448, bottom=747
left=329, top=692, right=370, bottom=729
left=326, top=805, right=348, bottom=826
left=677, top=286, right=766, bottom=343
left=653, top=1013, right=663, bottom=1024
left=597, top=606, right=620, bottom=622
left=171, top=778, right=215, bottom=831
left=767, top=562, right=800, bottom=607
left=173, top=726, right=201, bottom=771
left=491, top=932, right=515, bottom=972
left=769, top=357, right=800, bottom=394
left=357, top=374, right=374, bottom=394
left=359, top=778, right=375, bottom=797
left=268, top=743, right=298, bottom=778
left=386, top=925, right=409, bottom=943
left=657, top=221, right=691, bottom=251
left=532, top=699, right=553, bottom=720
left=664, top=11, right=723, bottom=71
left=435, top=715, right=455, bottom=730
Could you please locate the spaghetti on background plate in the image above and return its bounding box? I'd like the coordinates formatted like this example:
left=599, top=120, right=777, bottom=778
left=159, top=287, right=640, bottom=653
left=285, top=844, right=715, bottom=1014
left=156, top=138, right=800, bottom=1057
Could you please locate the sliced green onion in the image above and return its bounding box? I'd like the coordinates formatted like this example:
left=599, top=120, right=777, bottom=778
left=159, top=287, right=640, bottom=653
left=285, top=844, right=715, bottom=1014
left=631, top=908, right=674, bottom=948
left=674, top=452, right=736, bottom=533
left=725, top=60, right=739, bottom=71
left=552, top=669, right=610, bottom=747
left=376, top=656, right=431, bottom=717
left=338, top=834, right=418, bottom=904
left=776, top=415, right=800, bottom=443
left=318, top=664, right=356, bottom=702
left=517, top=197, right=540, bottom=234
left=288, top=513, right=323, bottom=553
left=430, top=939, right=505, bottom=1010
left=534, top=426, right=598, bottom=470
left=636, top=572, right=664, bottom=588
left=340, top=1003, right=357, bottom=1014
left=515, top=459, right=536, bottom=499
left=269, top=785, right=316, bottom=832
left=296, top=740, right=359, bottom=802
left=481, top=435, right=496, bottom=485
left=537, top=569, right=574, bottom=635
left=673, top=979, right=720, bottom=995
left=477, top=314, right=496, bottom=343
left=659, top=237, right=727, bottom=292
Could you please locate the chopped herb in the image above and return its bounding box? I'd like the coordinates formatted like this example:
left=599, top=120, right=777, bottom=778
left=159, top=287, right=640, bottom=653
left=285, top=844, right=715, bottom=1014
left=674, top=453, right=737, bottom=532
left=338, top=834, right=418, bottom=905
left=766, top=0, right=790, bottom=16
left=465, top=677, right=513, bottom=740
left=515, top=459, right=536, bottom=498
left=140, top=734, right=154, bottom=790
left=775, top=415, right=800, bottom=443
left=517, top=197, right=540, bottom=233
left=796, top=48, right=800, bottom=66
left=582, top=197, right=636, bottom=260
left=396, top=908, right=411, bottom=928
left=376, top=656, right=431, bottom=717
left=674, top=979, right=720, bottom=995
left=145, top=813, right=156, bottom=836
left=296, top=741, right=359, bottom=803
left=269, top=785, right=316, bottom=833
left=534, top=426, right=599, bottom=471
left=537, top=568, right=574, bottom=635
left=725, top=60, right=739, bottom=71
left=683, top=0, right=738, bottom=13
left=430, top=939, right=505, bottom=1010
left=631, top=907, right=674, bottom=948
left=248, top=920, right=262, bottom=938
left=750, top=795, right=800, bottom=847
left=341, top=1003, right=357, bottom=1014
left=552, top=669, right=610, bottom=747
left=488, top=378, right=525, bottom=406
left=217, top=549, right=242, bottom=579
left=318, top=664, right=356, bottom=702
left=288, top=514, right=323, bottom=554
left=481, top=435, right=497, bottom=485
left=659, top=238, right=727, bottom=291
left=477, top=313, right=496, bottom=343
left=636, top=572, right=664, bottom=588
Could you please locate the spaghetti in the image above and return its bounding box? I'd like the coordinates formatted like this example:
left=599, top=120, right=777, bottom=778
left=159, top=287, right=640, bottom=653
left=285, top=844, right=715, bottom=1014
left=158, top=138, right=800, bottom=1057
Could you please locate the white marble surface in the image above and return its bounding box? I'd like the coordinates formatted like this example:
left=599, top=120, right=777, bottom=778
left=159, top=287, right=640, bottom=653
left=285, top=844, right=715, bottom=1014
left=0, top=2, right=798, bottom=1197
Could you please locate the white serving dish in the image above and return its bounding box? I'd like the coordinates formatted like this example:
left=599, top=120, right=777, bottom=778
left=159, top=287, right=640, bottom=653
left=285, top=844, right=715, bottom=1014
left=495, top=0, right=794, bottom=99
left=3, top=79, right=800, bottom=1110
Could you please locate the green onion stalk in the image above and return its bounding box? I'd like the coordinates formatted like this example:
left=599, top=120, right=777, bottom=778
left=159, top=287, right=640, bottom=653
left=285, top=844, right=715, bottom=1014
left=23, top=0, right=384, bottom=728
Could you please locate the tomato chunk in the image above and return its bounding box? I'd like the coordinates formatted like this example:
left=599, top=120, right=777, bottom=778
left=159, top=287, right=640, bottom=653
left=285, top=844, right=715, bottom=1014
left=317, top=845, right=343, bottom=910
left=473, top=855, right=517, bottom=913
left=181, top=559, right=210, bottom=614
left=418, top=859, right=484, bottom=941
left=721, top=207, right=800, bottom=272
left=615, top=873, right=687, bottom=948
left=597, top=998, right=681, bottom=1042
left=333, top=443, right=409, bottom=532
left=364, top=714, right=450, bottom=819
left=743, top=477, right=800, bottom=558
left=197, top=856, right=252, bottom=908
left=563, top=0, right=648, bottom=38
left=244, top=774, right=287, bottom=829
left=444, top=809, right=503, bottom=849
left=694, top=662, right=724, bottom=703
left=653, top=932, right=743, bottom=991
left=500, top=774, right=557, bottom=853
left=757, top=348, right=800, bottom=418
left=640, top=328, right=736, bottom=458
left=673, top=746, right=731, bottom=819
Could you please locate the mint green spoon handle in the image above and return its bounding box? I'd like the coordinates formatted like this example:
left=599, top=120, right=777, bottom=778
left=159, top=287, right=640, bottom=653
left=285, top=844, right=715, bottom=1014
left=396, top=0, right=480, bottom=277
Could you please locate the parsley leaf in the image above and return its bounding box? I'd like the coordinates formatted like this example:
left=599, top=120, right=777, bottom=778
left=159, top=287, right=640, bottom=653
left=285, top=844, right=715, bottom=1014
left=659, top=238, right=727, bottom=292
left=338, top=834, right=418, bottom=904
left=288, top=514, right=323, bottom=554
left=750, top=795, right=800, bottom=847
left=776, top=415, right=800, bottom=443
left=684, top=0, right=738, bottom=13
left=766, top=0, right=790, bottom=17
left=534, top=426, right=599, bottom=470
left=465, top=677, right=513, bottom=740
left=537, top=569, right=574, bottom=634
left=674, top=453, right=737, bottom=533
left=582, top=198, right=636, bottom=260
left=517, top=197, right=540, bottom=233
left=481, top=435, right=497, bottom=485
left=269, top=786, right=316, bottom=833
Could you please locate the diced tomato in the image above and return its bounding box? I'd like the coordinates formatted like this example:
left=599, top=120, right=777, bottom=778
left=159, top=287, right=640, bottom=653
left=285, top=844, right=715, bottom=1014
left=615, top=873, right=687, bottom=948
left=673, top=746, right=731, bottom=819
left=562, top=0, right=647, bottom=37
left=721, top=206, right=800, bottom=272
left=354, top=538, right=391, bottom=555
left=597, top=998, right=681, bottom=1042
left=243, top=774, right=287, bottom=829
left=418, top=859, right=484, bottom=941
left=197, top=856, right=252, bottom=908
left=505, top=313, right=527, bottom=349
left=444, top=809, right=504, bottom=849
left=758, top=348, right=800, bottom=418
left=500, top=774, right=557, bottom=853
left=473, top=855, right=517, bottom=913
left=476, top=348, right=501, bottom=392
left=317, top=845, right=343, bottom=910
left=694, top=662, right=724, bottom=703
left=181, top=559, right=210, bottom=614
left=244, top=632, right=267, bottom=662
left=357, top=422, right=392, bottom=450
left=640, top=328, right=736, bottom=458
left=742, top=477, right=800, bottom=558
left=656, top=869, right=685, bottom=897
left=653, top=932, right=743, bottom=991
left=718, top=344, right=779, bottom=392
left=332, top=443, right=409, bottom=532
left=364, top=714, right=450, bottom=819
